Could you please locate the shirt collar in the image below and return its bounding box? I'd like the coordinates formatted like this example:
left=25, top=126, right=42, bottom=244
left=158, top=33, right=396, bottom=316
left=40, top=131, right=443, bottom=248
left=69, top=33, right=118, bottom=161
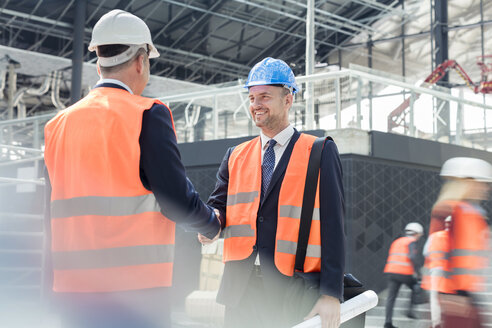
left=260, top=125, right=294, bottom=150
left=95, top=78, right=133, bottom=94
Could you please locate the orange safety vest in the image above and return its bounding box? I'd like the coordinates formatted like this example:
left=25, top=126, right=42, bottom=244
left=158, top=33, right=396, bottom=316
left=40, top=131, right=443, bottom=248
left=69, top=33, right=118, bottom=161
left=223, top=133, right=321, bottom=276
left=421, top=230, right=451, bottom=293
left=384, top=236, right=417, bottom=275
left=44, top=87, right=176, bottom=293
left=446, top=202, right=490, bottom=293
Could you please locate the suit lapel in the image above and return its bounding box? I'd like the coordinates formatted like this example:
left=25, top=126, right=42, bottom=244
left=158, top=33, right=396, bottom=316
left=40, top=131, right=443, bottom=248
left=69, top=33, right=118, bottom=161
left=261, top=130, right=300, bottom=205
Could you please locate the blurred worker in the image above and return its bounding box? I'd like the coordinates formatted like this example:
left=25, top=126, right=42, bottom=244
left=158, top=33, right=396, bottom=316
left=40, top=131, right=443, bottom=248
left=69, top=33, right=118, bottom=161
left=200, top=57, right=345, bottom=328
left=421, top=216, right=452, bottom=328
left=428, top=157, right=491, bottom=328
left=383, top=222, right=424, bottom=328
left=43, top=10, right=220, bottom=328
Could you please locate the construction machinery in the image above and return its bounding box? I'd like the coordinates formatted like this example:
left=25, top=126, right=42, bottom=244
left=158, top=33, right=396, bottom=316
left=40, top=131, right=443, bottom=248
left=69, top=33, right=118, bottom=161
left=388, top=56, right=492, bottom=133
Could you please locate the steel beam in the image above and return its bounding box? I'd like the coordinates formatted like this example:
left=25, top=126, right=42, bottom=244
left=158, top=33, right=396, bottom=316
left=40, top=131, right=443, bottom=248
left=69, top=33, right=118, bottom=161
left=71, top=0, right=86, bottom=104
left=305, top=0, right=315, bottom=130
left=434, top=0, right=450, bottom=139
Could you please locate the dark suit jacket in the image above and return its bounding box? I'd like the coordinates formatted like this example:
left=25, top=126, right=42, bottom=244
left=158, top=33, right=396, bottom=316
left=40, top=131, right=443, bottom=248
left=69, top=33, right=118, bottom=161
left=207, top=130, right=345, bottom=308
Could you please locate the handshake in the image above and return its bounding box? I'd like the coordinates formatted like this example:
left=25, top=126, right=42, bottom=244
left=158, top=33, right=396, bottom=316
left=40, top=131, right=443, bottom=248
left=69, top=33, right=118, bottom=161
left=198, top=208, right=221, bottom=245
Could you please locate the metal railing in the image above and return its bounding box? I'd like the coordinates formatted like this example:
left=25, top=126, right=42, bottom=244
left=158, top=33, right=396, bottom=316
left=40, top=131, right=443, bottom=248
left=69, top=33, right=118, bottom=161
left=1, top=65, right=492, bottom=161
left=159, top=64, right=492, bottom=149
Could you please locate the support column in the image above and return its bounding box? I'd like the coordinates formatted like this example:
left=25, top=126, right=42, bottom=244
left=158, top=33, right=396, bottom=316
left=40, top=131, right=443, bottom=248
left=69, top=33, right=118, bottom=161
left=368, top=39, right=373, bottom=131
left=434, top=0, right=450, bottom=140
left=305, top=0, right=315, bottom=130
left=71, top=0, right=86, bottom=104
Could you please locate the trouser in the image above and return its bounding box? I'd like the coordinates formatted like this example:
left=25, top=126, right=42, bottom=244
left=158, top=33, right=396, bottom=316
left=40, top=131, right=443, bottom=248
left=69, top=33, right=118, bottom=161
left=429, top=289, right=441, bottom=328
left=385, top=273, right=417, bottom=325
left=439, top=293, right=483, bottom=328
left=53, top=288, right=171, bottom=328
left=224, top=266, right=286, bottom=328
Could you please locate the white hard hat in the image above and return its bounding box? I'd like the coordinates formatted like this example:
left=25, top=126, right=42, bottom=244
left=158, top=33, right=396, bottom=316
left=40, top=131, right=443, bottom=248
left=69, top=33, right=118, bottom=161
left=440, top=157, right=492, bottom=182
left=405, top=222, right=424, bottom=235
left=88, top=9, right=159, bottom=59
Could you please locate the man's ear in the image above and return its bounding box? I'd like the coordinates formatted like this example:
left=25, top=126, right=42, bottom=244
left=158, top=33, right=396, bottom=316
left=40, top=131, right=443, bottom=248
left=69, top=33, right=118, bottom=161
left=135, top=55, right=144, bottom=74
left=96, top=63, right=101, bottom=77
left=285, top=93, right=293, bottom=108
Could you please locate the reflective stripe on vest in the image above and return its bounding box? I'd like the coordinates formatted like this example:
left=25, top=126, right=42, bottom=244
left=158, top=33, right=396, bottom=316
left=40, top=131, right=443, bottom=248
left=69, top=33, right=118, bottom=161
left=44, top=87, right=176, bottom=293
left=384, top=236, right=416, bottom=275
left=421, top=230, right=451, bottom=292
left=51, top=194, right=161, bottom=218
left=224, top=134, right=322, bottom=276
left=446, top=202, right=490, bottom=293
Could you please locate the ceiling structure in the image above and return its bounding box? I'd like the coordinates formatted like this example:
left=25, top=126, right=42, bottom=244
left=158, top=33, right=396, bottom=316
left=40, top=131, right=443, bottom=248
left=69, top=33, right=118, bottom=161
left=0, top=0, right=401, bottom=85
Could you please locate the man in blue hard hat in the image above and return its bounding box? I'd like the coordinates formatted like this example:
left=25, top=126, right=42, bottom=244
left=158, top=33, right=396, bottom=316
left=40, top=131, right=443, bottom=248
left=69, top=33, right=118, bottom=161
left=201, top=57, right=345, bottom=328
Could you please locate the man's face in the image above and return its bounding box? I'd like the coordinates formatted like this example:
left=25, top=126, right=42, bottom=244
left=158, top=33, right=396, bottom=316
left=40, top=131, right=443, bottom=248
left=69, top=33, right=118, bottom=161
left=248, top=85, right=292, bottom=136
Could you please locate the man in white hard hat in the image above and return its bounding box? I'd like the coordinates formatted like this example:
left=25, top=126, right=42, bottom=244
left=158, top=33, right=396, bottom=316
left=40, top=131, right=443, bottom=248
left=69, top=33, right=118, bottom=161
left=428, top=157, right=491, bottom=328
left=383, top=222, right=424, bottom=328
left=44, top=10, right=220, bottom=328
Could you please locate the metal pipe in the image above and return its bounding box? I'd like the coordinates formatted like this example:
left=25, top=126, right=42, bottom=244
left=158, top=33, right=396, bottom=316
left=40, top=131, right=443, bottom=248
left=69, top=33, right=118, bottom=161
left=71, top=0, right=86, bottom=104
left=51, top=71, right=65, bottom=110
left=7, top=63, right=16, bottom=121
left=409, top=91, right=415, bottom=137
left=0, top=144, right=43, bottom=153
left=26, top=75, right=52, bottom=96
left=213, top=95, right=218, bottom=139
left=0, top=176, right=44, bottom=185
left=0, top=70, right=6, bottom=100
left=335, top=78, right=341, bottom=129
left=305, top=0, right=315, bottom=130
left=356, top=78, right=362, bottom=129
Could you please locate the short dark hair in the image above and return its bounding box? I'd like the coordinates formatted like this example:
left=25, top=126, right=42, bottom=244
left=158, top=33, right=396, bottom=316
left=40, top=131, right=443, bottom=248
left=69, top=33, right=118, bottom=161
left=270, top=84, right=292, bottom=96
left=97, top=44, right=129, bottom=57
left=97, top=44, right=147, bottom=75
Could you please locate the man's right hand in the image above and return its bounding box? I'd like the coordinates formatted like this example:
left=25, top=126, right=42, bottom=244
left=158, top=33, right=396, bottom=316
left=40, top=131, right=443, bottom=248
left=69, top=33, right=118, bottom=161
left=198, top=208, right=221, bottom=245
left=198, top=232, right=219, bottom=245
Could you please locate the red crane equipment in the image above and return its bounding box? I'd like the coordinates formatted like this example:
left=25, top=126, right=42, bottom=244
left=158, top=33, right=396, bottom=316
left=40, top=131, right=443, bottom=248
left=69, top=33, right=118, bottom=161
left=388, top=57, right=492, bottom=133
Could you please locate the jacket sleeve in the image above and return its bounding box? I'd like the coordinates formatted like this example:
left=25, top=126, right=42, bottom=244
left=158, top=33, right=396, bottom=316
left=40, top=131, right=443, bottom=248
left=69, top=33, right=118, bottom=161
left=206, top=147, right=234, bottom=229
left=139, top=103, right=220, bottom=239
left=319, top=140, right=345, bottom=301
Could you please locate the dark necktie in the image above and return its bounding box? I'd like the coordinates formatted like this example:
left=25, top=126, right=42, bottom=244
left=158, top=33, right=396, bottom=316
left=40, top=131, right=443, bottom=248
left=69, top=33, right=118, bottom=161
left=262, top=139, right=277, bottom=196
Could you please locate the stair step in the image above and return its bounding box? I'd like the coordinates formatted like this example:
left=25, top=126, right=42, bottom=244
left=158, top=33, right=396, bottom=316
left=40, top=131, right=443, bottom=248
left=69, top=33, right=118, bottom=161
left=366, top=306, right=431, bottom=320
left=365, top=315, right=430, bottom=328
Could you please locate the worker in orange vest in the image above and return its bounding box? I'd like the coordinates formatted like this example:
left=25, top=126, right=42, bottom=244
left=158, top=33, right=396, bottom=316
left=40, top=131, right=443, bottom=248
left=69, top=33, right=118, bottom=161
left=422, top=216, right=451, bottom=328
left=383, top=222, right=424, bottom=328
left=200, top=58, right=345, bottom=328
left=429, top=157, right=491, bottom=328
left=44, top=10, right=220, bottom=328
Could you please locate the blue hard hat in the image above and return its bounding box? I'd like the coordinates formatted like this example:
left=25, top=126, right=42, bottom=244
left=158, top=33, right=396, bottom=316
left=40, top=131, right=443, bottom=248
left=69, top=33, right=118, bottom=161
left=245, top=57, right=299, bottom=94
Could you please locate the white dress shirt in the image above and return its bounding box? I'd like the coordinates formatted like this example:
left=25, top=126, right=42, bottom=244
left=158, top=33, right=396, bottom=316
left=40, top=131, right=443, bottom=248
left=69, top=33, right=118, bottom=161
left=96, top=78, right=134, bottom=94
left=255, top=124, right=294, bottom=265
left=260, top=124, right=295, bottom=170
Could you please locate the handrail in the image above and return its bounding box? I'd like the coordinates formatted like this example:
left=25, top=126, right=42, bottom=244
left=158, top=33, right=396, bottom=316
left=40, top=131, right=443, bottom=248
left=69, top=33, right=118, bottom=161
left=0, top=177, right=45, bottom=185
left=0, top=112, right=56, bottom=126
left=0, top=144, right=43, bottom=153
left=158, top=67, right=492, bottom=111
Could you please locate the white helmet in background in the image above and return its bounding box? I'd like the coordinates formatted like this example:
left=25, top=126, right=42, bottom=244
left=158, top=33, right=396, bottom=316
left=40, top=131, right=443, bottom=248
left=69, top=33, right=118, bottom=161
left=88, top=9, right=159, bottom=61
left=405, top=222, right=424, bottom=235
left=440, top=157, right=492, bottom=182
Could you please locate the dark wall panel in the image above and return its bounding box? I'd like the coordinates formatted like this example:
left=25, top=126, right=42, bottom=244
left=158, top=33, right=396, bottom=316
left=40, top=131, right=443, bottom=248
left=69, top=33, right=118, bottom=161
left=342, top=155, right=442, bottom=291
